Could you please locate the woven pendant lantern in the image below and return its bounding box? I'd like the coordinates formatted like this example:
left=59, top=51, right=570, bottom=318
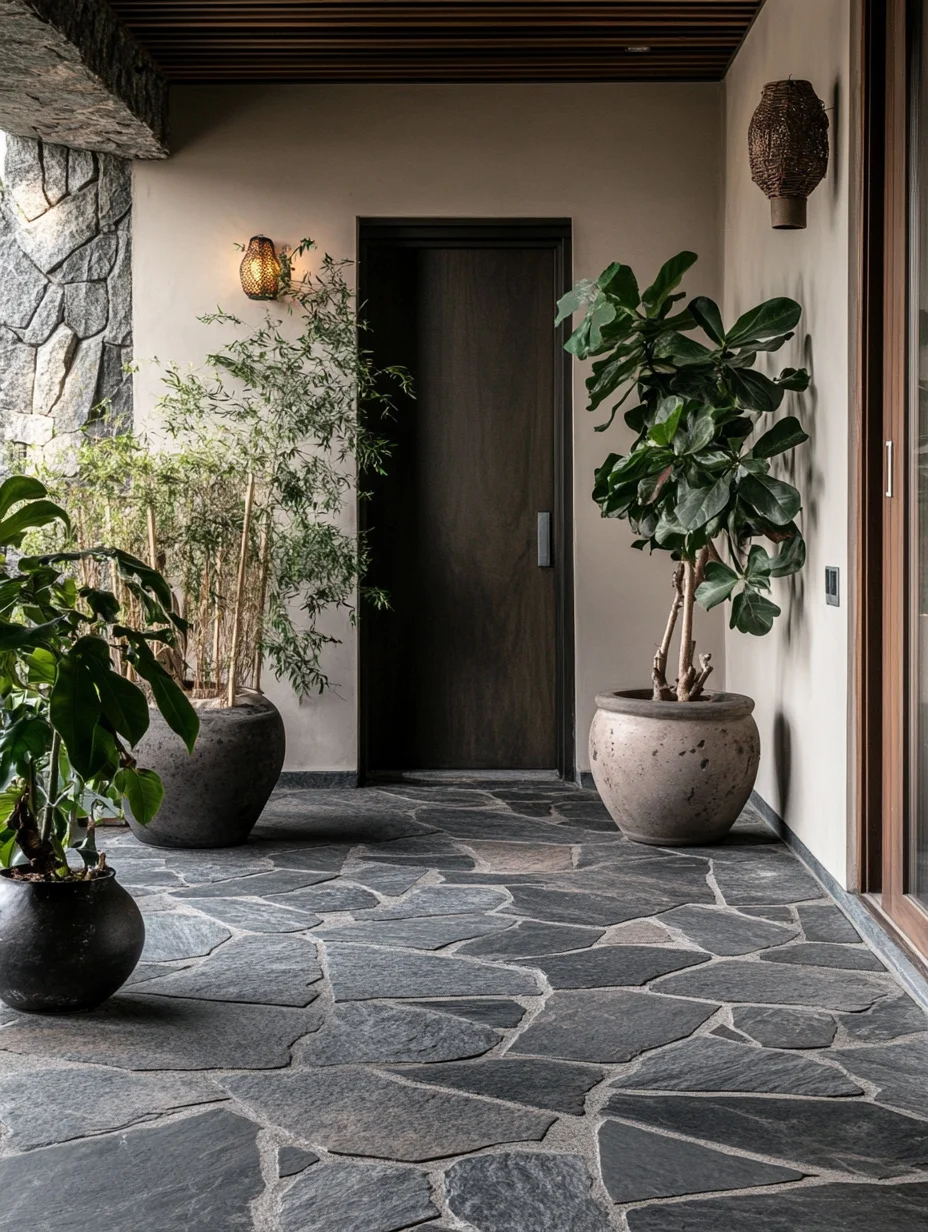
left=748, top=80, right=829, bottom=230
left=240, top=235, right=281, bottom=300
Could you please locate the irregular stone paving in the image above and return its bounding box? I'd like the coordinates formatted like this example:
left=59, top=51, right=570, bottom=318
left=0, top=781, right=927, bottom=1229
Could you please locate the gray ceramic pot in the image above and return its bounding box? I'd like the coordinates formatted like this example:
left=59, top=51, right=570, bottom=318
left=589, top=689, right=760, bottom=846
left=127, top=689, right=286, bottom=849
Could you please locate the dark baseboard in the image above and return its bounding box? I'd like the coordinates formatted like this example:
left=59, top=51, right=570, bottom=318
left=278, top=771, right=359, bottom=789
left=579, top=771, right=596, bottom=791
left=751, top=790, right=928, bottom=1012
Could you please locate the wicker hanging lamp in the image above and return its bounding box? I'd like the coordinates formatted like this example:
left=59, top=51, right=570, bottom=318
left=240, top=235, right=281, bottom=300
left=748, top=80, right=829, bottom=230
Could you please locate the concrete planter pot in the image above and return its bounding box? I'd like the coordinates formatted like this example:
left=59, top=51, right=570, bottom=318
left=127, top=689, right=286, bottom=849
left=589, top=689, right=760, bottom=846
left=0, top=868, right=144, bottom=1013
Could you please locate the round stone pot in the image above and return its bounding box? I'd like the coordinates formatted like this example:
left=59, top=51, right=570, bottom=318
left=589, top=689, right=760, bottom=846
left=0, top=867, right=144, bottom=1013
left=127, top=689, right=286, bottom=849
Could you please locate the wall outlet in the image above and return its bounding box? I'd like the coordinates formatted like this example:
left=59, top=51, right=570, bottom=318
left=825, top=566, right=840, bottom=606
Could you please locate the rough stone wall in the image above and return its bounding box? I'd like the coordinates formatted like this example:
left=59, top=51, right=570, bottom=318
left=0, top=133, right=132, bottom=472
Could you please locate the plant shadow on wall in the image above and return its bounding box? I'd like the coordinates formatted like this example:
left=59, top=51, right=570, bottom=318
left=558, top=251, right=812, bottom=846
left=32, top=240, right=411, bottom=848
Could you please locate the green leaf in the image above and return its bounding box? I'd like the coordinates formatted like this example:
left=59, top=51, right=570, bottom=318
left=677, top=476, right=732, bottom=531
left=769, top=530, right=807, bottom=578
left=641, top=251, right=698, bottom=316
left=112, top=549, right=174, bottom=611
left=130, top=647, right=198, bottom=754
left=728, top=367, right=785, bottom=413
left=750, top=415, right=809, bottom=459
left=777, top=366, right=811, bottom=391
left=0, top=617, right=67, bottom=653
left=689, top=296, right=726, bottom=346
left=80, top=587, right=121, bottom=623
left=0, top=476, right=48, bottom=520
left=731, top=588, right=782, bottom=635
left=648, top=396, right=684, bottom=446
left=696, top=560, right=740, bottom=610
left=726, top=298, right=802, bottom=347
left=114, top=767, right=165, bottom=825
left=87, top=661, right=150, bottom=747
left=554, top=281, right=593, bottom=326
left=0, top=499, right=70, bottom=547
left=675, top=410, right=716, bottom=456
left=49, top=653, right=101, bottom=778
left=740, top=472, right=802, bottom=525
left=27, top=646, right=58, bottom=686
left=653, top=332, right=712, bottom=366
left=597, top=262, right=640, bottom=309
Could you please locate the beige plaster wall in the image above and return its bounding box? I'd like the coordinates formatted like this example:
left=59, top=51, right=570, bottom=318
left=132, top=83, right=725, bottom=773
left=723, top=0, right=852, bottom=881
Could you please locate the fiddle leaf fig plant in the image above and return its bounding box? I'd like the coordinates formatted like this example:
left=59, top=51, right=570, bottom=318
left=0, top=476, right=198, bottom=880
left=558, top=250, right=810, bottom=702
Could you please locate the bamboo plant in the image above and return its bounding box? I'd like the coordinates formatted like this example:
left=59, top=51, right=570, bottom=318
left=558, top=251, right=810, bottom=701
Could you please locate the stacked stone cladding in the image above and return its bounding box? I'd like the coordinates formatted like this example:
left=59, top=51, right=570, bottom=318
left=0, top=132, right=132, bottom=472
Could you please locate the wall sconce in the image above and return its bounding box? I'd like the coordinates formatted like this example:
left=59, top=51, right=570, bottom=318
left=748, top=80, right=829, bottom=230
left=240, top=235, right=281, bottom=300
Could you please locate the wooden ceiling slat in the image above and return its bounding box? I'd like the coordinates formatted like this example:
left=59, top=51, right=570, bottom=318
left=107, top=1, right=764, bottom=83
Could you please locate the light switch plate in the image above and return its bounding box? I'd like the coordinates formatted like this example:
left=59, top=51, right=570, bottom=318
left=825, top=566, right=840, bottom=607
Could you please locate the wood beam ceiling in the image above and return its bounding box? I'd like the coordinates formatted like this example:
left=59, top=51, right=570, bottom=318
left=107, top=2, right=764, bottom=83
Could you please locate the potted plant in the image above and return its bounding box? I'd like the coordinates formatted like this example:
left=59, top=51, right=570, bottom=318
left=39, top=242, right=408, bottom=848
left=0, top=475, right=197, bottom=1011
left=557, top=251, right=810, bottom=844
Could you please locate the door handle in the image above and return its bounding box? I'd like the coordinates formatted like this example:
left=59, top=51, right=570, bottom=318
left=885, top=440, right=894, bottom=498
left=537, top=512, right=552, bottom=567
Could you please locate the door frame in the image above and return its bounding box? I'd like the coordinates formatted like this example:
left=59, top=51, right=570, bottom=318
left=356, top=217, right=575, bottom=782
left=854, top=0, right=928, bottom=962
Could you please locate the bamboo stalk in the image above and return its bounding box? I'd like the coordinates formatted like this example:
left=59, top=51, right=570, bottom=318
left=211, top=551, right=223, bottom=696
left=146, top=504, right=158, bottom=570
left=252, top=512, right=272, bottom=692
left=226, top=474, right=255, bottom=709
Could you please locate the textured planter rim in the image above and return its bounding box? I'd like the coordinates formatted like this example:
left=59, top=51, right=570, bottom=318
left=594, top=688, right=756, bottom=722
left=0, top=866, right=117, bottom=889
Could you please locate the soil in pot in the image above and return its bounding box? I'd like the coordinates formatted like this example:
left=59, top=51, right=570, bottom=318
left=0, top=867, right=144, bottom=1012
left=127, top=689, right=286, bottom=849
left=589, top=689, right=760, bottom=846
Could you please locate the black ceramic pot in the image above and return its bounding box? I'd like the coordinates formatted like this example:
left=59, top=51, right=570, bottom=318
left=127, top=689, right=286, bottom=849
left=0, top=868, right=144, bottom=1013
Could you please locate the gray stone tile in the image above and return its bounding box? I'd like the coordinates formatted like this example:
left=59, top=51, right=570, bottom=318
left=0, top=1109, right=262, bottom=1230
left=513, top=945, right=708, bottom=988
left=405, top=999, right=527, bottom=1028
left=711, top=1024, right=749, bottom=1042
left=340, top=862, right=427, bottom=895
left=838, top=996, right=928, bottom=1041
left=325, top=944, right=541, bottom=1000
left=280, top=1161, right=436, bottom=1232
left=445, top=1153, right=612, bottom=1232
left=415, top=807, right=598, bottom=846
left=602, top=1093, right=928, bottom=1178
left=610, top=1036, right=861, bottom=1096
left=138, top=935, right=323, bottom=1006
left=0, top=1068, right=224, bottom=1148
left=314, top=914, right=513, bottom=950
left=299, top=1002, right=499, bottom=1064
left=656, top=959, right=890, bottom=1011
left=797, top=902, right=861, bottom=942
left=598, top=1118, right=803, bottom=1203
left=171, top=870, right=336, bottom=899
left=186, top=896, right=321, bottom=933
left=223, top=1068, right=554, bottom=1161
left=456, top=920, right=605, bottom=959
left=388, top=1058, right=604, bottom=1114
left=740, top=905, right=795, bottom=922
left=126, top=960, right=195, bottom=986
left=732, top=1006, right=837, bottom=1049
left=267, top=845, right=350, bottom=872
left=464, top=840, right=574, bottom=872
left=266, top=884, right=381, bottom=912
left=355, top=886, right=510, bottom=919
left=278, top=1146, right=319, bottom=1178
left=503, top=887, right=668, bottom=927
left=606, top=919, right=673, bottom=944
left=659, top=905, right=798, bottom=955
left=626, top=1181, right=928, bottom=1232
left=141, top=913, right=231, bottom=962
left=0, top=994, right=314, bottom=1070
left=510, top=990, right=716, bottom=1063
left=158, top=853, right=273, bottom=884
left=761, top=942, right=885, bottom=971
left=712, top=854, right=824, bottom=904
left=831, top=1039, right=928, bottom=1116
left=111, top=863, right=184, bottom=888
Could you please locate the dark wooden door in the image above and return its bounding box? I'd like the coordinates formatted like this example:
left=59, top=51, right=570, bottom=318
left=361, top=233, right=562, bottom=771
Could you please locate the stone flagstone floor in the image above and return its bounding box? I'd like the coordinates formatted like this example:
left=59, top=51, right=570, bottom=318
left=0, top=780, right=927, bottom=1229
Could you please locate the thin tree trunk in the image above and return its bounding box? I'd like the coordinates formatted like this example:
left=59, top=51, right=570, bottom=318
left=652, top=564, right=685, bottom=701
left=226, top=474, right=255, bottom=709
left=676, top=560, right=697, bottom=701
